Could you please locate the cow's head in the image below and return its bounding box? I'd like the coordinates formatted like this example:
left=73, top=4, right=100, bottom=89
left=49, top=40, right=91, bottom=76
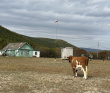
left=67, top=56, right=73, bottom=63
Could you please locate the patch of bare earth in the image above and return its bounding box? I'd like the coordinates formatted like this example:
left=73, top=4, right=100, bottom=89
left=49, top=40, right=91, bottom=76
left=0, top=57, right=110, bottom=93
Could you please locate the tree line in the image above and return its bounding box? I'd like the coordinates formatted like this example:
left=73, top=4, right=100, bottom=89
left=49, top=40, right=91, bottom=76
left=74, top=49, right=110, bottom=60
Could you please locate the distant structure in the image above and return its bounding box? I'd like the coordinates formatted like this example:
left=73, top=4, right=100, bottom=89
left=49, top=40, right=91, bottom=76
left=1, top=42, right=40, bottom=57
left=61, top=47, right=73, bottom=59
left=0, top=50, right=2, bottom=56
left=33, top=50, right=40, bottom=57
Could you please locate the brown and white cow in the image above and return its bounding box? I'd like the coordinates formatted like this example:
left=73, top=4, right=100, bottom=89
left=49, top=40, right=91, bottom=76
left=68, top=56, right=89, bottom=79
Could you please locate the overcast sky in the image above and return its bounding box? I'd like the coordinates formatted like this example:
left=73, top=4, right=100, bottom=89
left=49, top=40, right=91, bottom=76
left=0, top=0, right=110, bottom=50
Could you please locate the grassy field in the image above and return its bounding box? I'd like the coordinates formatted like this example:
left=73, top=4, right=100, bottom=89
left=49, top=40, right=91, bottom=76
left=0, top=57, right=110, bottom=93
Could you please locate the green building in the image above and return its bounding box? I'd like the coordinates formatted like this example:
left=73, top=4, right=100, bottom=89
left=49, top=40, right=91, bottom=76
left=1, top=42, right=40, bottom=57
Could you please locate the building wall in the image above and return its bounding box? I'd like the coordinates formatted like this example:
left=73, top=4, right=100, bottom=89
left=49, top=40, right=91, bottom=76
left=6, top=50, right=12, bottom=56
left=0, top=51, right=2, bottom=56
left=1, top=50, right=15, bottom=56
left=2, top=49, right=33, bottom=57
left=15, top=50, right=33, bottom=57
left=61, top=47, right=73, bottom=59
left=33, top=51, right=40, bottom=57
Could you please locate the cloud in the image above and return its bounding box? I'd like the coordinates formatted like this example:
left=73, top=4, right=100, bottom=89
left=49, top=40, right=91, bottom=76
left=0, top=0, right=110, bottom=50
left=87, top=0, right=106, bottom=4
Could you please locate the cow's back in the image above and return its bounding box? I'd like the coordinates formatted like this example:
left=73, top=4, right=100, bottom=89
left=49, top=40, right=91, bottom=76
left=71, top=56, right=89, bottom=66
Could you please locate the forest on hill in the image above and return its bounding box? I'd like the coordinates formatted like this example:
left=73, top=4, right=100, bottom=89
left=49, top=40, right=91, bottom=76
left=0, top=25, right=78, bottom=57
left=0, top=25, right=109, bottom=59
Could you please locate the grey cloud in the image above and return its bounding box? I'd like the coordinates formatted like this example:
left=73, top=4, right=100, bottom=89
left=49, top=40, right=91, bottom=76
left=0, top=0, right=110, bottom=50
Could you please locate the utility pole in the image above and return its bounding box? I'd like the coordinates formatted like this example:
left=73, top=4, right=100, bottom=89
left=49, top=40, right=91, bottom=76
left=97, top=41, right=99, bottom=59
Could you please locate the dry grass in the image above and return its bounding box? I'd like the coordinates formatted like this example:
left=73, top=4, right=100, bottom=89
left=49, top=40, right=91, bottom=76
left=0, top=57, right=110, bottom=93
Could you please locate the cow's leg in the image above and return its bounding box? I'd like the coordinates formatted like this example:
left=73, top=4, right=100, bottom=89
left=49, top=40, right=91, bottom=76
left=73, top=68, right=75, bottom=78
left=86, top=66, right=88, bottom=79
left=75, top=69, right=78, bottom=76
left=72, top=66, right=75, bottom=78
left=82, top=67, right=86, bottom=79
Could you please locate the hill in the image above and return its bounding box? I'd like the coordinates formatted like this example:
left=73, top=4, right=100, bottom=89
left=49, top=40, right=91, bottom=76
left=80, top=47, right=103, bottom=52
left=0, top=25, right=77, bottom=57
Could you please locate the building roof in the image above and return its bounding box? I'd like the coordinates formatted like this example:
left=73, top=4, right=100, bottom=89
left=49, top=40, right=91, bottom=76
left=2, top=42, right=27, bottom=50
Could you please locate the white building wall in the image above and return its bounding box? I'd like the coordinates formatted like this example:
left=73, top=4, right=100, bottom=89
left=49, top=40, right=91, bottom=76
left=36, top=51, right=40, bottom=57
left=33, top=51, right=40, bottom=57
left=61, top=47, right=73, bottom=59
left=0, top=51, right=2, bottom=56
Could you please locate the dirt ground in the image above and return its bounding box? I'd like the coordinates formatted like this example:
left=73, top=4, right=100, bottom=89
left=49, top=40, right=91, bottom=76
left=0, top=57, right=110, bottom=93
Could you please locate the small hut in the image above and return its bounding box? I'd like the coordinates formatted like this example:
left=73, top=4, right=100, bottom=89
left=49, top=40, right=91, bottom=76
left=33, top=50, right=40, bottom=57
left=61, top=47, right=73, bottom=59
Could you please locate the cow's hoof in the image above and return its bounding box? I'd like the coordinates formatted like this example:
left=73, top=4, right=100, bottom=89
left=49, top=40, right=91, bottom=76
left=83, top=77, right=87, bottom=80
left=85, top=78, right=87, bottom=80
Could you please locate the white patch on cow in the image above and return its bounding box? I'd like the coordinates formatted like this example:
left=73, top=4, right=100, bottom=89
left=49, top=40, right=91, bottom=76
left=76, top=60, right=82, bottom=68
left=75, top=60, right=84, bottom=77
left=76, top=60, right=78, bottom=64
left=75, top=72, right=77, bottom=76
left=82, top=67, right=87, bottom=79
